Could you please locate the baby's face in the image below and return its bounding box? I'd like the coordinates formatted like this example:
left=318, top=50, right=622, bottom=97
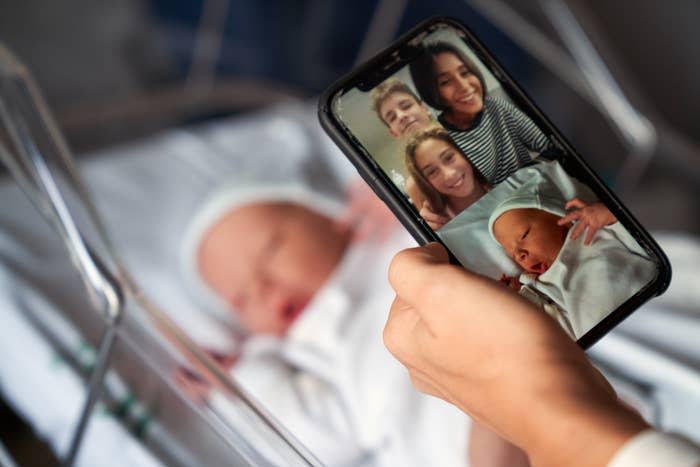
left=492, top=208, right=568, bottom=275
left=198, top=202, right=350, bottom=336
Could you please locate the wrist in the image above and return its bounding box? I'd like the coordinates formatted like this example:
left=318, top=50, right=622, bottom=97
left=525, top=393, right=649, bottom=467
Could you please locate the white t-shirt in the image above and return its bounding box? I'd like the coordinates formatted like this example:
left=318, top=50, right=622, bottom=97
left=608, top=430, right=700, bottom=467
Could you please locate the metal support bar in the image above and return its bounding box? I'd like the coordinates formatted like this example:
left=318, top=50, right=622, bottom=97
left=0, top=44, right=125, bottom=467
left=62, top=326, right=119, bottom=466
left=0, top=439, right=19, bottom=467
left=354, top=0, right=409, bottom=66
left=465, top=0, right=700, bottom=190
left=187, top=0, right=231, bottom=91
left=538, top=0, right=656, bottom=191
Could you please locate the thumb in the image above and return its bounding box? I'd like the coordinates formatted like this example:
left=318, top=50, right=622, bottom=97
left=418, top=242, right=450, bottom=263
left=388, top=242, right=450, bottom=299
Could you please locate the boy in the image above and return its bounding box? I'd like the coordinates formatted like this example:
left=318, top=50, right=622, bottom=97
left=371, top=77, right=433, bottom=139
left=370, top=77, right=434, bottom=208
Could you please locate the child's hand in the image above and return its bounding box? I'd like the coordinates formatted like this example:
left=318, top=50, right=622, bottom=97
left=175, top=366, right=212, bottom=403
left=557, top=198, right=617, bottom=245
left=335, top=179, right=398, bottom=242
left=420, top=201, right=450, bottom=231
left=174, top=349, right=238, bottom=404
left=207, top=349, right=239, bottom=369
left=500, top=274, right=522, bottom=292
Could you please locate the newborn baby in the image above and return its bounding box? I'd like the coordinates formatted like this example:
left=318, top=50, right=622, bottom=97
left=489, top=191, right=657, bottom=339
left=197, top=201, right=350, bottom=336
left=180, top=183, right=472, bottom=467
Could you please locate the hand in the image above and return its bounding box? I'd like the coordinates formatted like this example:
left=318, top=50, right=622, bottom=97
left=557, top=198, right=617, bottom=245
left=419, top=201, right=450, bottom=231
left=499, top=274, right=522, bottom=292
left=174, top=348, right=238, bottom=404
left=175, top=366, right=212, bottom=403
left=384, top=243, right=648, bottom=467
left=335, top=178, right=398, bottom=242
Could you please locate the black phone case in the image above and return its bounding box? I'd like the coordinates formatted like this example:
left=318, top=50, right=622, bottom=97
left=318, top=15, right=671, bottom=348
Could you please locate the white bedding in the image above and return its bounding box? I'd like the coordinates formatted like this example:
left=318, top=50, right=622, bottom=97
left=589, top=233, right=700, bottom=441
left=228, top=228, right=468, bottom=467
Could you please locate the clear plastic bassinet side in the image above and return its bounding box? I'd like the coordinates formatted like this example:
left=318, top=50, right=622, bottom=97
left=0, top=43, right=323, bottom=467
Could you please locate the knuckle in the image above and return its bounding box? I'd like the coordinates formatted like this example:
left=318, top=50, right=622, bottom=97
left=382, top=320, right=400, bottom=354
left=388, top=248, right=414, bottom=286
left=420, top=269, right=451, bottom=305
left=383, top=321, right=411, bottom=363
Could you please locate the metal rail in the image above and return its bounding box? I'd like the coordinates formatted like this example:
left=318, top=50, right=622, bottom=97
left=0, top=43, right=322, bottom=467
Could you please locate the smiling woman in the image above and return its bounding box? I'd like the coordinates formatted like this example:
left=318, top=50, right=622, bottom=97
left=433, top=51, right=485, bottom=128
left=409, top=41, right=556, bottom=184
left=409, top=41, right=487, bottom=126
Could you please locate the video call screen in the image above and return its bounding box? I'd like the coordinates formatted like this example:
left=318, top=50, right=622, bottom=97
left=331, top=22, right=658, bottom=340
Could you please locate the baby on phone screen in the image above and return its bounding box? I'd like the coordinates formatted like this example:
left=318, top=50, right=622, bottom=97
left=489, top=192, right=656, bottom=339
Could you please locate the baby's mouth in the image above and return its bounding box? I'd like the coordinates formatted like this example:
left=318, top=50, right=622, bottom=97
left=281, top=299, right=308, bottom=322
left=531, top=262, right=549, bottom=274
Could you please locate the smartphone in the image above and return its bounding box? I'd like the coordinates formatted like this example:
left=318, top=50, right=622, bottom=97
left=318, top=16, right=670, bottom=348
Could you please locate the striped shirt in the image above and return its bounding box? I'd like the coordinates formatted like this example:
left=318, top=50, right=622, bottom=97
left=438, top=96, right=553, bottom=184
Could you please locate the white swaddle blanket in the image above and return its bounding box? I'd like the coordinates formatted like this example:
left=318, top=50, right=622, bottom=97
left=520, top=222, right=656, bottom=339
left=438, top=159, right=597, bottom=279
left=0, top=101, right=359, bottom=465
left=482, top=168, right=657, bottom=339
left=178, top=177, right=470, bottom=467
left=230, top=228, right=470, bottom=467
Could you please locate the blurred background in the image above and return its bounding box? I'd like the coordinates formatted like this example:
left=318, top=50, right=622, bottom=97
left=1, top=0, right=699, bottom=464
left=2, top=0, right=698, bottom=230
left=0, top=0, right=700, bottom=221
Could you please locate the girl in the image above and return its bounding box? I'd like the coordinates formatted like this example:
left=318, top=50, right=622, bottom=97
left=405, top=126, right=491, bottom=230
left=409, top=41, right=555, bottom=184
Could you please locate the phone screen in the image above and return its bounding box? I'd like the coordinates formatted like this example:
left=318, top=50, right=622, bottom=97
left=328, top=20, right=661, bottom=341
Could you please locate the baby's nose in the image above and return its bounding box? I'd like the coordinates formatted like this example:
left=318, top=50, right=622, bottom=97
left=517, top=250, right=528, bottom=263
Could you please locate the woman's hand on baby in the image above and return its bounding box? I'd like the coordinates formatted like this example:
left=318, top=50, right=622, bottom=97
left=336, top=179, right=398, bottom=242
left=557, top=198, right=617, bottom=245
left=420, top=201, right=450, bottom=231
left=384, top=243, right=648, bottom=467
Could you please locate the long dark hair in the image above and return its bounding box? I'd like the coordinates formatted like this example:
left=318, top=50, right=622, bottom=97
left=404, top=126, right=489, bottom=216
left=409, top=41, right=487, bottom=112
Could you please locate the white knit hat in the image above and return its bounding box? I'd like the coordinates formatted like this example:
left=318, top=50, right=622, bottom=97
left=179, top=181, right=344, bottom=325
left=487, top=188, right=567, bottom=242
